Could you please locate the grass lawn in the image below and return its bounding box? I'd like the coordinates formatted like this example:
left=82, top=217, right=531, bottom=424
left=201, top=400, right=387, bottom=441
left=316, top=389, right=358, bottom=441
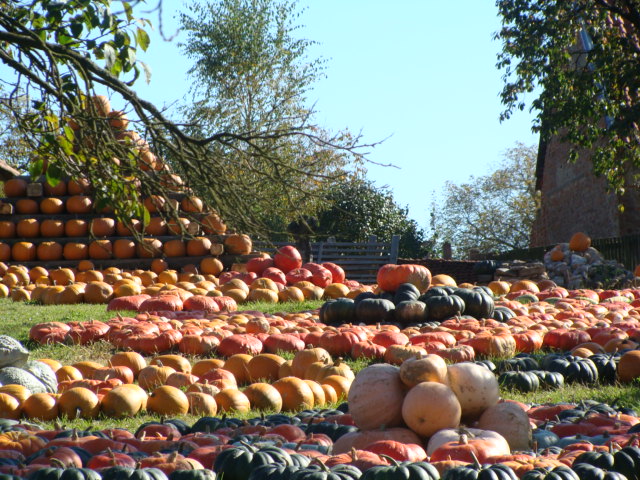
left=1, top=298, right=640, bottom=431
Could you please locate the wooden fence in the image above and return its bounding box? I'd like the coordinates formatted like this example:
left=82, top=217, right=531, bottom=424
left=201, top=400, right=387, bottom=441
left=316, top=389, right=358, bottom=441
left=491, top=233, right=640, bottom=270
left=253, top=235, right=400, bottom=284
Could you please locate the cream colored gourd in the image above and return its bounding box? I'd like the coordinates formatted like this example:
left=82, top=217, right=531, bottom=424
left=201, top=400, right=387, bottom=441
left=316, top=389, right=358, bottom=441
left=446, top=362, right=499, bottom=419
left=347, top=363, right=405, bottom=430
left=478, top=401, right=532, bottom=451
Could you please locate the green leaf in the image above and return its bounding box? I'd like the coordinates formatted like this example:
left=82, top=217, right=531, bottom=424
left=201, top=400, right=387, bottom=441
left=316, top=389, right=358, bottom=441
left=136, top=27, right=150, bottom=51
left=45, top=162, right=63, bottom=187
left=123, top=2, right=133, bottom=22
left=142, top=206, right=151, bottom=226
left=29, top=158, right=44, bottom=179
left=70, top=21, right=83, bottom=37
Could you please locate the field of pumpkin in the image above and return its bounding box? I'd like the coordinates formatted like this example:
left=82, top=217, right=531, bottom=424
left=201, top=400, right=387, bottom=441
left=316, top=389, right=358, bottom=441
left=0, top=250, right=638, bottom=480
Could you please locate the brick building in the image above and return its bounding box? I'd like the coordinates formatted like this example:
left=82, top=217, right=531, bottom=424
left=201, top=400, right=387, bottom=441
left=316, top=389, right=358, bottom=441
left=530, top=135, right=640, bottom=247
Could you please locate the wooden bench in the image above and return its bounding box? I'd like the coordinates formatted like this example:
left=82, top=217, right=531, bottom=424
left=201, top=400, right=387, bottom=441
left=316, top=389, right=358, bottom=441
left=254, top=235, right=400, bottom=284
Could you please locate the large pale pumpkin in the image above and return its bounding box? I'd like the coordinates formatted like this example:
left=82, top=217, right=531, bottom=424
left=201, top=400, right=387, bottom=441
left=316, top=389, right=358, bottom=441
left=446, top=362, right=499, bottom=420
left=376, top=264, right=432, bottom=293
left=101, top=384, right=148, bottom=418
left=347, top=363, right=405, bottom=430
left=401, top=381, right=461, bottom=438
left=477, top=401, right=532, bottom=451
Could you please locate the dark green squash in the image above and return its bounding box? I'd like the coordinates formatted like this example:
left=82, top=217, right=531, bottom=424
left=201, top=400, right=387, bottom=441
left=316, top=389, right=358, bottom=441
left=521, top=466, right=579, bottom=480
left=442, top=463, right=517, bottom=480
left=288, top=464, right=362, bottom=480
left=361, top=457, right=440, bottom=480
left=319, top=298, right=357, bottom=326
left=492, top=306, right=516, bottom=322
left=214, top=445, right=293, bottom=480
left=392, top=300, right=427, bottom=326
left=355, top=298, right=396, bottom=324
left=498, top=371, right=540, bottom=392
left=169, top=471, right=216, bottom=480
left=453, top=288, right=495, bottom=319
left=100, top=468, right=169, bottom=480
left=423, top=294, right=465, bottom=322
left=393, top=283, right=421, bottom=304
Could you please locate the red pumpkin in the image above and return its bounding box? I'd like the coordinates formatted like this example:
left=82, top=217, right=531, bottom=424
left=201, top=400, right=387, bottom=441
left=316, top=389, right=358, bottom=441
left=322, top=262, right=346, bottom=284
left=246, top=257, right=274, bottom=276
left=273, top=246, right=302, bottom=273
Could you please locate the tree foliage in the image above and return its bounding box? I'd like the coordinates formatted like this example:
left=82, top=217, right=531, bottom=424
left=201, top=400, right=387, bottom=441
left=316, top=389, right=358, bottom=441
left=178, top=0, right=359, bottom=231
left=315, top=178, right=429, bottom=259
left=0, top=0, right=368, bottom=235
left=429, top=143, right=539, bottom=258
left=496, top=0, right=640, bottom=194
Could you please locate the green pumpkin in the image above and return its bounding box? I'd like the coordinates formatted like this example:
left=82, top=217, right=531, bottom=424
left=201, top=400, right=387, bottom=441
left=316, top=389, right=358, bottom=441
left=613, top=446, right=640, bottom=480
left=453, top=288, right=494, bottom=319
left=355, top=298, right=395, bottom=324
left=498, top=371, right=540, bottom=392
left=59, top=469, right=102, bottom=480
left=423, top=294, right=465, bottom=322
left=392, top=300, right=427, bottom=326
left=492, top=306, right=516, bottom=322
left=169, top=471, right=216, bottom=480
left=520, top=466, right=579, bottom=480
left=247, top=465, right=301, bottom=480
left=319, top=298, right=357, bottom=325
left=100, top=467, right=169, bottom=480
left=288, top=464, right=362, bottom=480
left=442, top=464, right=517, bottom=480
left=27, top=468, right=63, bottom=480
left=190, top=416, right=243, bottom=433
left=497, top=356, right=539, bottom=373
left=361, top=458, right=440, bottom=480
left=393, top=283, right=421, bottom=304
left=571, top=463, right=628, bottom=480
left=532, top=370, right=565, bottom=389
left=214, top=445, right=293, bottom=480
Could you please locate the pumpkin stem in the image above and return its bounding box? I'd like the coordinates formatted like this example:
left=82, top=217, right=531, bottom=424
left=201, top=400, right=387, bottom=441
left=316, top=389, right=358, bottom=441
left=350, top=447, right=358, bottom=461
left=377, top=454, right=399, bottom=467
left=50, top=458, right=67, bottom=468
left=469, top=450, right=482, bottom=469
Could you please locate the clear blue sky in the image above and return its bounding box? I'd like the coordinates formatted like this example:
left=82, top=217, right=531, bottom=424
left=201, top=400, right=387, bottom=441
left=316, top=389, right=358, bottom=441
left=133, top=1, right=540, bottom=232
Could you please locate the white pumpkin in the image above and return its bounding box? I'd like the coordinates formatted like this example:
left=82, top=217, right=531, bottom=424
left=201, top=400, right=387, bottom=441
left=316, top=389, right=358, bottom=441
left=347, top=363, right=406, bottom=430
left=478, top=401, right=532, bottom=451
left=446, top=362, right=499, bottom=419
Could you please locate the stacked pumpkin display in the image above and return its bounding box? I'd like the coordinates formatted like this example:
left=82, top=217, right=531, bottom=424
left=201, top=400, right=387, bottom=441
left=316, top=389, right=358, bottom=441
left=0, top=175, right=253, bottom=268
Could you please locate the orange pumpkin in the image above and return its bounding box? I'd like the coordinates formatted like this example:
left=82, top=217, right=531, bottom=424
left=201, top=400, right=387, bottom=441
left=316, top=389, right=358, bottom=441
left=15, top=199, right=38, bottom=214
left=164, top=240, right=186, bottom=257
left=66, top=195, right=93, bottom=214
left=202, top=213, right=226, bottom=234
left=16, top=219, right=40, bottom=238
left=89, top=240, right=113, bottom=260
left=569, top=232, right=591, bottom=252
left=36, top=242, right=63, bottom=261
left=0, top=221, right=15, bottom=239
left=63, top=243, right=88, bottom=260
left=3, top=178, right=28, bottom=197
left=40, top=197, right=65, bottom=214
left=113, top=239, right=136, bottom=259
left=224, top=234, right=252, bottom=255
left=90, top=218, right=116, bottom=237
left=12, top=242, right=36, bottom=262
left=272, top=377, right=314, bottom=411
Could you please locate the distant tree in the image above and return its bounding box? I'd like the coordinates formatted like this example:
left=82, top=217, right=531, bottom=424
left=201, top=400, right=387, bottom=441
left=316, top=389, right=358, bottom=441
left=179, top=0, right=359, bottom=232
left=0, top=90, right=31, bottom=171
left=429, top=143, right=539, bottom=258
left=315, top=179, right=429, bottom=259
left=496, top=1, right=640, bottom=194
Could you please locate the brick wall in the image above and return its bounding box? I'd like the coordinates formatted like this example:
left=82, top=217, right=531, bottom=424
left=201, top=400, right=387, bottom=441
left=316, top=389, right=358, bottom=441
left=530, top=135, right=632, bottom=247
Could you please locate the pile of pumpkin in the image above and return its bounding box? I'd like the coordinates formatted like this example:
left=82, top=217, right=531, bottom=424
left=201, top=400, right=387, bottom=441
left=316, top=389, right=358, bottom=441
left=0, top=331, right=361, bottom=421
left=0, top=245, right=363, bottom=305
left=0, top=175, right=237, bottom=264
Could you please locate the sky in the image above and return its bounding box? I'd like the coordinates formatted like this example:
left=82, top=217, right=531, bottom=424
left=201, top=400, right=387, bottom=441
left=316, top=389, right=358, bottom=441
left=130, top=0, right=540, bottom=232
